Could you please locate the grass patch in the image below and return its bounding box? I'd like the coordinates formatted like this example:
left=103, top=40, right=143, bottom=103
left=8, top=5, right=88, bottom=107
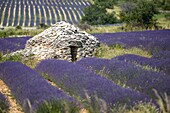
left=153, top=89, right=170, bottom=113
left=0, top=52, right=38, bottom=68
left=94, top=44, right=152, bottom=59
left=36, top=100, right=80, bottom=113
left=155, top=13, right=170, bottom=29
left=88, top=25, right=124, bottom=34
left=0, top=52, right=22, bottom=62
left=0, top=28, right=44, bottom=38
left=111, top=102, right=158, bottom=113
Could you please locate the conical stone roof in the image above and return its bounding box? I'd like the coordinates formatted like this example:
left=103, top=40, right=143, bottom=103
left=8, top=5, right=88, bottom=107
left=22, top=21, right=100, bottom=61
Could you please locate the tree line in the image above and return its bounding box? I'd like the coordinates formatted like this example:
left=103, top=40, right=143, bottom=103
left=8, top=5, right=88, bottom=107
left=81, top=0, right=170, bottom=29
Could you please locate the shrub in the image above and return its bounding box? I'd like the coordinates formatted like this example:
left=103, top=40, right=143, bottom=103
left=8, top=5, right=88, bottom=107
left=78, top=22, right=92, bottom=31
left=120, top=0, right=159, bottom=29
left=38, top=23, right=49, bottom=29
left=15, top=25, right=22, bottom=30
left=81, top=1, right=118, bottom=25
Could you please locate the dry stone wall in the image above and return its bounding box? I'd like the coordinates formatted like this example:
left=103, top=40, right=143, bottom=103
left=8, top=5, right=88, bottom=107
left=22, top=21, right=100, bottom=61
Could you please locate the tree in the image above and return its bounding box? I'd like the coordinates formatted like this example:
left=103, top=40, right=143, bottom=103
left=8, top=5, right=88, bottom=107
left=81, top=0, right=118, bottom=25
left=120, top=0, right=159, bottom=29
left=93, top=0, right=116, bottom=9
left=152, top=0, right=170, bottom=10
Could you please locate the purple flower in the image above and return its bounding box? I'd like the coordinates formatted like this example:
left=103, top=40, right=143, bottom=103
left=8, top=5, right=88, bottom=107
left=115, top=54, right=154, bottom=65
left=76, top=57, right=146, bottom=86
left=152, top=51, right=170, bottom=60
left=115, top=54, right=170, bottom=75
left=0, top=37, right=31, bottom=54
left=93, top=30, right=170, bottom=54
left=127, top=72, right=170, bottom=98
left=0, top=61, right=78, bottom=112
left=76, top=57, right=170, bottom=103
left=36, top=59, right=150, bottom=107
left=0, top=39, right=19, bottom=54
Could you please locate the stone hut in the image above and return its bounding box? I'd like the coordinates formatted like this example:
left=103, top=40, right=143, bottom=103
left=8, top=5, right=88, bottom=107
left=22, top=21, right=100, bottom=62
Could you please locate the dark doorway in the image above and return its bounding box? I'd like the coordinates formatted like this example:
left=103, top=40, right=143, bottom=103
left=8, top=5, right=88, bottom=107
left=70, top=46, right=78, bottom=62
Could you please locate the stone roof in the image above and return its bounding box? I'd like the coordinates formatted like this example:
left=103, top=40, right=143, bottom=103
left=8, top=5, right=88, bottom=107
left=22, top=21, right=100, bottom=61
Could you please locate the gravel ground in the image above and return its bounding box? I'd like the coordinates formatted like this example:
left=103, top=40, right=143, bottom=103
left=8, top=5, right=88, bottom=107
left=0, top=80, right=23, bottom=113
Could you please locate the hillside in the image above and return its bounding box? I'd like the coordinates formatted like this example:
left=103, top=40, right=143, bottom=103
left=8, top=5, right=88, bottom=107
left=0, top=0, right=91, bottom=27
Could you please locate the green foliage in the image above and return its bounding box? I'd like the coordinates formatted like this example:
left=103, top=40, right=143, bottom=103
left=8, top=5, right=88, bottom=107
left=110, top=102, right=158, bottom=113
left=0, top=52, right=36, bottom=68
left=0, top=28, right=15, bottom=38
left=153, top=89, right=170, bottom=113
left=120, top=0, right=159, bottom=29
left=88, top=25, right=124, bottom=34
left=93, top=0, right=116, bottom=9
left=36, top=100, right=80, bottom=113
left=0, top=28, right=44, bottom=37
left=83, top=92, right=107, bottom=113
left=0, top=103, right=9, bottom=113
left=81, top=0, right=119, bottom=25
left=123, top=102, right=158, bottom=113
left=78, top=22, right=92, bottom=31
left=38, top=23, right=49, bottom=29
left=153, top=0, right=170, bottom=10
left=0, top=100, right=9, bottom=113
left=83, top=91, right=158, bottom=113
left=15, top=25, right=22, bottom=30
left=164, top=13, right=170, bottom=20
left=0, top=52, right=22, bottom=63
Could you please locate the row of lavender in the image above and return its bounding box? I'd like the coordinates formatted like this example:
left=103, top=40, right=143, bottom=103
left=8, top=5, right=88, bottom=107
left=0, top=37, right=31, bottom=54
left=76, top=58, right=170, bottom=99
left=0, top=60, right=154, bottom=112
left=0, top=62, right=80, bottom=113
left=93, top=29, right=170, bottom=76
left=0, top=0, right=90, bottom=26
left=115, top=53, right=170, bottom=75
left=35, top=59, right=150, bottom=107
left=93, top=29, right=170, bottom=54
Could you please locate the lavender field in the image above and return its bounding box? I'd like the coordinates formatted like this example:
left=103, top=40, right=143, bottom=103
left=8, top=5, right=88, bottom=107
left=0, top=29, right=170, bottom=112
left=0, top=0, right=91, bottom=26
left=93, top=30, right=170, bottom=54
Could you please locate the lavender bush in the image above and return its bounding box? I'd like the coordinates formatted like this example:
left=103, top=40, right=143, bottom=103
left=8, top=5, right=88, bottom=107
left=0, top=93, right=9, bottom=113
left=115, top=54, right=170, bottom=75
left=127, top=72, right=170, bottom=98
left=76, top=57, right=146, bottom=86
left=0, top=61, right=79, bottom=113
left=77, top=57, right=170, bottom=102
left=152, top=51, right=170, bottom=60
left=93, top=30, right=170, bottom=54
left=0, top=39, right=20, bottom=54
left=0, top=37, right=30, bottom=54
left=35, top=59, right=150, bottom=108
left=3, top=37, right=31, bottom=44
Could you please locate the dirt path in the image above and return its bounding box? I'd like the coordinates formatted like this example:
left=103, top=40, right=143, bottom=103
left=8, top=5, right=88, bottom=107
left=0, top=80, right=23, bottom=113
